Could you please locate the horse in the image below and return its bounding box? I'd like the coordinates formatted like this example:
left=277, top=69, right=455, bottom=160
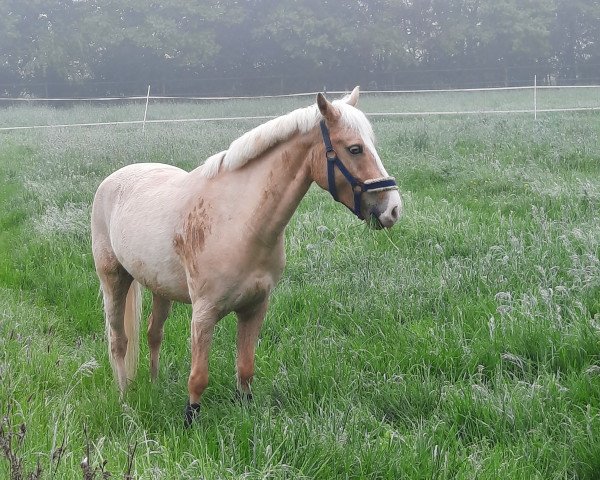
left=91, top=87, right=402, bottom=425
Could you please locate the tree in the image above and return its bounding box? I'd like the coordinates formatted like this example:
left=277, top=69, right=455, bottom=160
left=552, top=0, right=600, bottom=83
left=81, top=0, right=245, bottom=94
left=475, top=0, right=555, bottom=84
left=0, top=0, right=90, bottom=95
left=0, top=0, right=598, bottom=95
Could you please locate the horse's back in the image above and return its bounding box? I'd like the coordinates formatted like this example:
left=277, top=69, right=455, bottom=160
left=95, top=163, right=185, bottom=200
left=93, top=162, right=185, bottom=220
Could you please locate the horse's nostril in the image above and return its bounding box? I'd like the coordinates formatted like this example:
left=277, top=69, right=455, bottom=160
left=391, top=205, right=399, bottom=220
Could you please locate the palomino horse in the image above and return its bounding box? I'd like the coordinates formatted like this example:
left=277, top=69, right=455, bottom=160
left=91, top=87, right=402, bottom=425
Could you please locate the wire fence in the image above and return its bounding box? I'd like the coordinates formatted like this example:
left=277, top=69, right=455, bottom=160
left=1, top=81, right=599, bottom=132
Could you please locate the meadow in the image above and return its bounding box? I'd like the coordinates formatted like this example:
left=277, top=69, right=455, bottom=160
left=1, top=90, right=600, bottom=479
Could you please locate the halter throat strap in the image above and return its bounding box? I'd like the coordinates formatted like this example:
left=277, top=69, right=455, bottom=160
left=319, top=120, right=397, bottom=220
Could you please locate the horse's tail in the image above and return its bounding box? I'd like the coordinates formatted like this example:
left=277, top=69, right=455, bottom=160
left=123, top=280, right=142, bottom=382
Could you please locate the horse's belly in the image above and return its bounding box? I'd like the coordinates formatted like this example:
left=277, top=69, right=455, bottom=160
left=133, top=259, right=191, bottom=303
left=111, top=236, right=188, bottom=301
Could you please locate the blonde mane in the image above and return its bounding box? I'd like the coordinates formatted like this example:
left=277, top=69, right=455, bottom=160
left=200, top=94, right=374, bottom=178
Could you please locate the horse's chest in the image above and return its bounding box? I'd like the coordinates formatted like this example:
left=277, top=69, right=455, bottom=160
left=178, top=216, right=285, bottom=309
left=233, top=247, right=285, bottom=310
left=216, top=248, right=283, bottom=310
left=231, top=274, right=274, bottom=310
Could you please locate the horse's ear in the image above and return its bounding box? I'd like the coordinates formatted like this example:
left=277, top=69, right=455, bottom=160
left=346, top=86, right=360, bottom=107
left=317, top=92, right=339, bottom=121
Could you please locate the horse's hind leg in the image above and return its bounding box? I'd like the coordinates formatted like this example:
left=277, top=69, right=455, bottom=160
left=95, top=251, right=133, bottom=393
left=235, top=301, right=268, bottom=401
left=147, top=293, right=171, bottom=381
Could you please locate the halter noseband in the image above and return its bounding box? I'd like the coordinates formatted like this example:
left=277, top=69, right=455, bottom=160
left=319, top=120, right=397, bottom=220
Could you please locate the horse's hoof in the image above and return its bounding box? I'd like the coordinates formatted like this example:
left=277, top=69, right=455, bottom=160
left=235, top=390, right=253, bottom=404
left=184, top=401, right=200, bottom=427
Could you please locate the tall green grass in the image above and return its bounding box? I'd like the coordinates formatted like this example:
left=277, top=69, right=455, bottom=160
left=0, top=98, right=599, bottom=478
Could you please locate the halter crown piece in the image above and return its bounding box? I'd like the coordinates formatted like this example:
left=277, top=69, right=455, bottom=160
left=319, top=120, right=397, bottom=220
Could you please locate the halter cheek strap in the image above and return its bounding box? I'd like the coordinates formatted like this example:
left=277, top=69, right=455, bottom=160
left=319, top=120, right=397, bottom=220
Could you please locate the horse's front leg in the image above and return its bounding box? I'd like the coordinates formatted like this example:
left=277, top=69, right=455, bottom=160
left=235, top=300, right=268, bottom=401
left=185, top=300, right=218, bottom=427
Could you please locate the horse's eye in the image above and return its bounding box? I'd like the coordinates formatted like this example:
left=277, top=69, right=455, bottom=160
left=347, top=145, right=363, bottom=155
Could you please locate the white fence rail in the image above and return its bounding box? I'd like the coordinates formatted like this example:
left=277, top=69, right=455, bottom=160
left=1, top=82, right=599, bottom=132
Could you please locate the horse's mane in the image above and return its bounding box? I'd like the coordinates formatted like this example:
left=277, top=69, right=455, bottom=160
left=200, top=94, right=374, bottom=178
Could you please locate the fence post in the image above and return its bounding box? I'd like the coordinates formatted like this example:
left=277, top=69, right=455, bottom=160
left=534, top=75, right=537, bottom=121
left=142, top=85, right=151, bottom=133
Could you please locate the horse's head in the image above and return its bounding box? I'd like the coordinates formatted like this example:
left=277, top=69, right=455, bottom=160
left=311, top=87, right=402, bottom=229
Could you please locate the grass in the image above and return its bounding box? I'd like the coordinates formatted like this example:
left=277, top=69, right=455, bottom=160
left=2, top=85, right=599, bottom=129
left=0, top=94, right=600, bottom=478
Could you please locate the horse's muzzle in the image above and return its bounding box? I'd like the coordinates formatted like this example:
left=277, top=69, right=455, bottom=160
left=369, top=191, right=402, bottom=229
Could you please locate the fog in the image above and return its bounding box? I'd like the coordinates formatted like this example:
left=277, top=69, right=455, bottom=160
left=0, top=0, right=598, bottom=97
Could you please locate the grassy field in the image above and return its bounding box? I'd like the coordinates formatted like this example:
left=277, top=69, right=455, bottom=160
left=2, top=85, right=599, bottom=129
left=1, top=94, right=600, bottom=479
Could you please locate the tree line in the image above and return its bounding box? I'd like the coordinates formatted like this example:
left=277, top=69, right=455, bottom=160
left=0, top=0, right=598, bottom=97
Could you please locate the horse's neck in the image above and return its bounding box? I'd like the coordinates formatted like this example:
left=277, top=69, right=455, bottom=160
left=190, top=132, right=317, bottom=246
left=237, top=135, right=316, bottom=244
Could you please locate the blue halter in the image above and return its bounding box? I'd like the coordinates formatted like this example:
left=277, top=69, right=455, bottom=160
left=319, top=120, right=397, bottom=220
